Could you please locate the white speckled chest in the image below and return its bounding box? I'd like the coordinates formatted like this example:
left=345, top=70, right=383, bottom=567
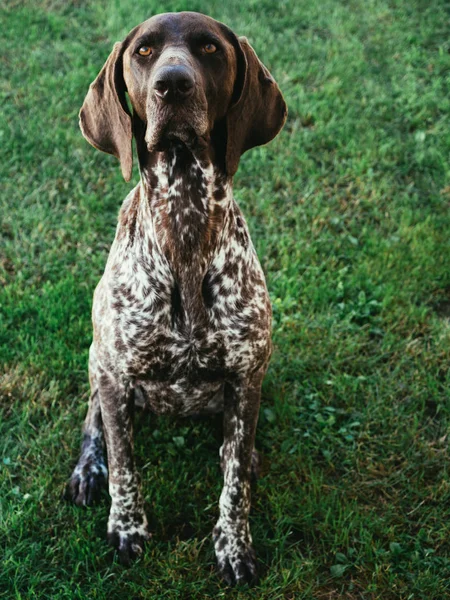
left=92, top=151, right=271, bottom=416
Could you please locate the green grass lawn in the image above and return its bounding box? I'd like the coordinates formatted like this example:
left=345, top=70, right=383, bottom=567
left=1, top=0, right=450, bottom=597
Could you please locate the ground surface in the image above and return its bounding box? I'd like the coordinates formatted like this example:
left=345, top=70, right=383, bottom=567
left=1, top=0, right=450, bottom=598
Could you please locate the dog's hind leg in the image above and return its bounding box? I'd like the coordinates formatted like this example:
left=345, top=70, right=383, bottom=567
left=65, top=344, right=108, bottom=506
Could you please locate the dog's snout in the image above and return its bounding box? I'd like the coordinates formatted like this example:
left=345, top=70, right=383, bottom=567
left=153, top=65, right=195, bottom=102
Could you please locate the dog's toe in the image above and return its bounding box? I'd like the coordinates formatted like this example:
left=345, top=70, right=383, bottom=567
left=107, top=528, right=150, bottom=566
left=217, top=546, right=258, bottom=586
left=65, top=460, right=108, bottom=507
left=213, top=525, right=258, bottom=586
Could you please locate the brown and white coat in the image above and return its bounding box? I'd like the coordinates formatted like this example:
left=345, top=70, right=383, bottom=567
left=66, top=11, right=286, bottom=586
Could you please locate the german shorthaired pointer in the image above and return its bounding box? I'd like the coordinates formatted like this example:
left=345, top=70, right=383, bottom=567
left=66, top=11, right=286, bottom=585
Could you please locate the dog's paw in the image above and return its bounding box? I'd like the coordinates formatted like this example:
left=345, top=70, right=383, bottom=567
left=65, top=458, right=108, bottom=507
left=213, top=524, right=258, bottom=586
left=107, top=520, right=150, bottom=566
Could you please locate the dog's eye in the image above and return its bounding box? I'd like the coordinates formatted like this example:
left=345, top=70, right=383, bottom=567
left=138, top=46, right=152, bottom=56
left=202, top=43, right=217, bottom=54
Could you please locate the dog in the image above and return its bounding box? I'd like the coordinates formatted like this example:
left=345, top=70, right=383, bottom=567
left=66, top=11, right=286, bottom=585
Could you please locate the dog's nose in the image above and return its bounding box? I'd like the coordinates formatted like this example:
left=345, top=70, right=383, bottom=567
left=153, top=65, right=195, bottom=102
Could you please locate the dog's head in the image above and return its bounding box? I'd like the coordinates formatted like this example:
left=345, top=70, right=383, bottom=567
left=80, top=12, right=287, bottom=180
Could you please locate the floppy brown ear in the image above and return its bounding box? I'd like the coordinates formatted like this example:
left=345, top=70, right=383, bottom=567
left=79, top=42, right=132, bottom=182
left=226, top=36, right=287, bottom=177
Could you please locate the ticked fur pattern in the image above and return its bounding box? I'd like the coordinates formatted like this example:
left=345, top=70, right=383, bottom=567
left=67, top=146, right=271, bottom=583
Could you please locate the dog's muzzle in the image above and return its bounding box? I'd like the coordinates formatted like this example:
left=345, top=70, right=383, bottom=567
left=153, top=65, right=195, bottom=103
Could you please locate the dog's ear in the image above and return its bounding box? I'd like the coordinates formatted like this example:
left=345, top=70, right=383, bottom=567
left=225, top=36, right=287, bottom=177
left=79, top=42, right=132, bottom=182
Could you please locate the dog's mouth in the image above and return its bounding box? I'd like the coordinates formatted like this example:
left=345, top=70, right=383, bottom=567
left=145, top=100, right=209, bottom=153
left=150, top=122, right=200, bottom=152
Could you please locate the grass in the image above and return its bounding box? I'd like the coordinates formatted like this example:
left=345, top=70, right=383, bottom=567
left=1, top=0, right=450, bottom=597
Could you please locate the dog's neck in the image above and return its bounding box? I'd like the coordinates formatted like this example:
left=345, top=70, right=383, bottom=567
left=142, top=145, right=231, bottom=267
left=135, top=128, right=234, bottom=326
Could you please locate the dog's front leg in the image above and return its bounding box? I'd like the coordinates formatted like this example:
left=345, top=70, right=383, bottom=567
left=98, top=369, right=150, bottom=564
left=213, top=372, right=263, bottom=586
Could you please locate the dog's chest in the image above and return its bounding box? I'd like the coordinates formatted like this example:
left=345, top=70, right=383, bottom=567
left=107, top=215, right=270, bottom=370
left=95, top=161, right=271, bottom=413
